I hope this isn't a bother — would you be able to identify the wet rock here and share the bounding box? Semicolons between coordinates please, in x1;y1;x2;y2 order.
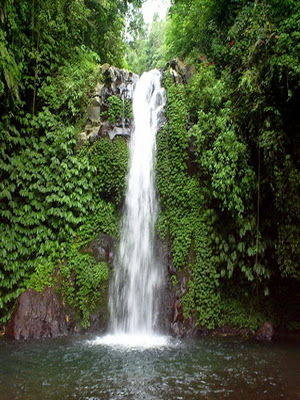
87;96;101;124
77;131;88;148
76;64;138;148
6;288;69;340
255;321;274;342
157;239;195;337
169;59;196;84
155;239;176;333
109;126;131;140
171;316;208;338
100;120;113;137
88;311;108;333
80;233;117;266
173;299;184;323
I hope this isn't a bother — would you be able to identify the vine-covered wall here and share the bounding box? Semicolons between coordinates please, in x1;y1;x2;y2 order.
154;0;299;334
0;0;141;330
0;65;130;328
157;64;299;333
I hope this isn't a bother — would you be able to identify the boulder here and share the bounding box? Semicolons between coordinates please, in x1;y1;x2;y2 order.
109;126;131;140
77;64;138;148
87;96;101;124
80;233;117;266
87;126;101;143
255;321;274;342
171;316;208;338
169;59;196;84
94;82;105;98
101;63;110;74
6;288;69;340
77;131;88;148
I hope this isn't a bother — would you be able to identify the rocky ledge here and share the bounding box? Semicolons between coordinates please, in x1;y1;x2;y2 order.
6;288;69;340
80;233;117;267
78;64;138;147
5;233;118;340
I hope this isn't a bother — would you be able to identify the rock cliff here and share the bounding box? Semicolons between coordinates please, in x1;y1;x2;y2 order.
78;64;138;147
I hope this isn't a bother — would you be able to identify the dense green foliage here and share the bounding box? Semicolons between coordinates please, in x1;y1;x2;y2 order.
58;244;109;328
0;0;299;333
157;76;220;328
102;95;133;124
19;135;127;325
0;0;133;325
156;0;300;329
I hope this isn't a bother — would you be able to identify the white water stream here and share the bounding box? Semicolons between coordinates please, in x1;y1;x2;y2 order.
100;69;166;346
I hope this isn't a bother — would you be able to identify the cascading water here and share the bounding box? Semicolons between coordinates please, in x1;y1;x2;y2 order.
108;69;166;341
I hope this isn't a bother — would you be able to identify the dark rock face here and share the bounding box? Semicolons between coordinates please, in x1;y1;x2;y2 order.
78;64;138;147
171;317;208;339
6;288;69;340
169;58;196;84
156;239;194;338
255;321;274;342
173;299;184;323
156;240;207;338
88;310;108;334
156;240;176;333
160;241;211;338
80;233;117;267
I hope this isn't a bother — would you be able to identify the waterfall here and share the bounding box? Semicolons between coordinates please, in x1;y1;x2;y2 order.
109;69;166;336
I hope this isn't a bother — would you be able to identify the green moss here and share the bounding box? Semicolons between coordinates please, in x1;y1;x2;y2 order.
158;69;279;330
162;0;300;331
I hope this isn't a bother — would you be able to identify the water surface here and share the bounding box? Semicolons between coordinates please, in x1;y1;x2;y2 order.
0;335;298;399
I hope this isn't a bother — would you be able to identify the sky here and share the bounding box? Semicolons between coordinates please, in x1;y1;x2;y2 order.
142;0;171;25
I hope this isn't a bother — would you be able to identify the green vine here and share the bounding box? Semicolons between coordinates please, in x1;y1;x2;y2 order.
157;73;220;329
58;243;109;328
103;95;133;124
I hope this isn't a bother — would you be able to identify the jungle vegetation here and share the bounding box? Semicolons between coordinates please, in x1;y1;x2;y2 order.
156;0;300;329
0;0;137;326
0;0;299;331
